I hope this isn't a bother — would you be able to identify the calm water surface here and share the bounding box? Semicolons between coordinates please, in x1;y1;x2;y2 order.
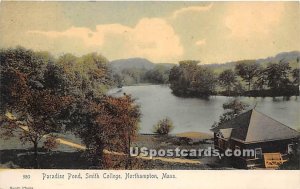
108;85;300;134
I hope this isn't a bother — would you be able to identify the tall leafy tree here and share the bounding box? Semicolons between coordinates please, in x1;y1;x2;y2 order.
212;99;249;128
0;54;73;168
169;60;199;94
291;68;299;86
1;47;141;170
56;52;113;98
253;69;268;90
218;69;236;95
68;95;140;169
169;60;216;97
264;62;292;90
235;61;261;91
192;66;217;96
144;65;170;84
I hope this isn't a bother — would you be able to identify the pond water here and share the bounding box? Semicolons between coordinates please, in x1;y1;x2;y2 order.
108;85;300;134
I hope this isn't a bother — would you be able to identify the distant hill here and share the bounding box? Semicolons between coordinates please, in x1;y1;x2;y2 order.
110;58;155;72
205;51;300;73
110;58;176;72
257;51;300;64
110;51;299;74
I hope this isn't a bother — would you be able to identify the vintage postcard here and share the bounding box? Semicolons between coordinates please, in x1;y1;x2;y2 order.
0;1;299;188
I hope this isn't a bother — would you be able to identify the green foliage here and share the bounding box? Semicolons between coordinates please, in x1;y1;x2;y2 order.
235;60;262;91
0;50;73;167
111;65;171;86
0;47;140;169
169;59;298;97
169;60;217;97
143;65;170;84
218;69;236;95
69;95;141;168
222;99;249;115
291;68;299;85
121;67;147;85
264;62;292;90
212;99;249;128
56;52;112;97
153;117;174;135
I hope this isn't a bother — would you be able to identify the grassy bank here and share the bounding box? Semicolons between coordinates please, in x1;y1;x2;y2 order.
0;132;235;169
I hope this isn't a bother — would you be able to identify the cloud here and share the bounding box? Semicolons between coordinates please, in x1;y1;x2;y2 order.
2;2;298;64
29;24;130;47
28;18;183;62
170;4;213;19
224;3;286;39
130;18;183;61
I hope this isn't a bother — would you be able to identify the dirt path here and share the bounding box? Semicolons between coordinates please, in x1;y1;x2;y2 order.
14;123;202;165
56;137;201;164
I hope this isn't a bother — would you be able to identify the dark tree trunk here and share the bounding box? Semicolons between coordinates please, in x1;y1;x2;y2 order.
33;141;39;168
227;86;231;96
98;150;104;169
91;139;104;169
125;136;132;170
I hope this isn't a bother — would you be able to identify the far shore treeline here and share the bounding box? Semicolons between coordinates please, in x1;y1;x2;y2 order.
111;54;299;98
169;60;299;97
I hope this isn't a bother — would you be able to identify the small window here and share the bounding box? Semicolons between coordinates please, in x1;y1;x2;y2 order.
255;148;263;159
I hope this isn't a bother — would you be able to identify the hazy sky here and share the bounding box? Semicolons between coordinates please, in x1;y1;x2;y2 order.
0;1;299;64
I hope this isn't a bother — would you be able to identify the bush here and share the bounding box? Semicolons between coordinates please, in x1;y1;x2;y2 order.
153;118;174;135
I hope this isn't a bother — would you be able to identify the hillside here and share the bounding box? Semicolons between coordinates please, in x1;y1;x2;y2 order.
257;51;300;64
110;51;299;74
205;51;300;73
110;58;176;72
109;51;299;76
110;58;155;72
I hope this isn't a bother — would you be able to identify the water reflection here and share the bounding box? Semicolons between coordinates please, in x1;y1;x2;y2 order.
108;85;300;133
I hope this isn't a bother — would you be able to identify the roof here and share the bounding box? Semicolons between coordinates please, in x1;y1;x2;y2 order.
211;109;300;143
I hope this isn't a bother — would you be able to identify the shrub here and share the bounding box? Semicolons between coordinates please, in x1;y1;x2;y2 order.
153;118;174;135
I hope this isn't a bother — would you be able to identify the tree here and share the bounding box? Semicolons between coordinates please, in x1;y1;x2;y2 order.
0;68;72;168
291;68;299;86
169;60;216;97
169;65;185;94
153;117;174;135
1;47;139;170
56;52;113;97
169;60;198;95
253;69;267;90
218;69;236;95
0;47;47;86
144;65;170;84
212;99;249;128
232;81;245;95
69;95;140;169
121;68;146;84
43;63;71;94
193;67;217;96
264;62;292;91
235;61;261;91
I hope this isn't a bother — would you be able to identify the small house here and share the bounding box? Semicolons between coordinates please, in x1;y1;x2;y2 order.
211;109;300;169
